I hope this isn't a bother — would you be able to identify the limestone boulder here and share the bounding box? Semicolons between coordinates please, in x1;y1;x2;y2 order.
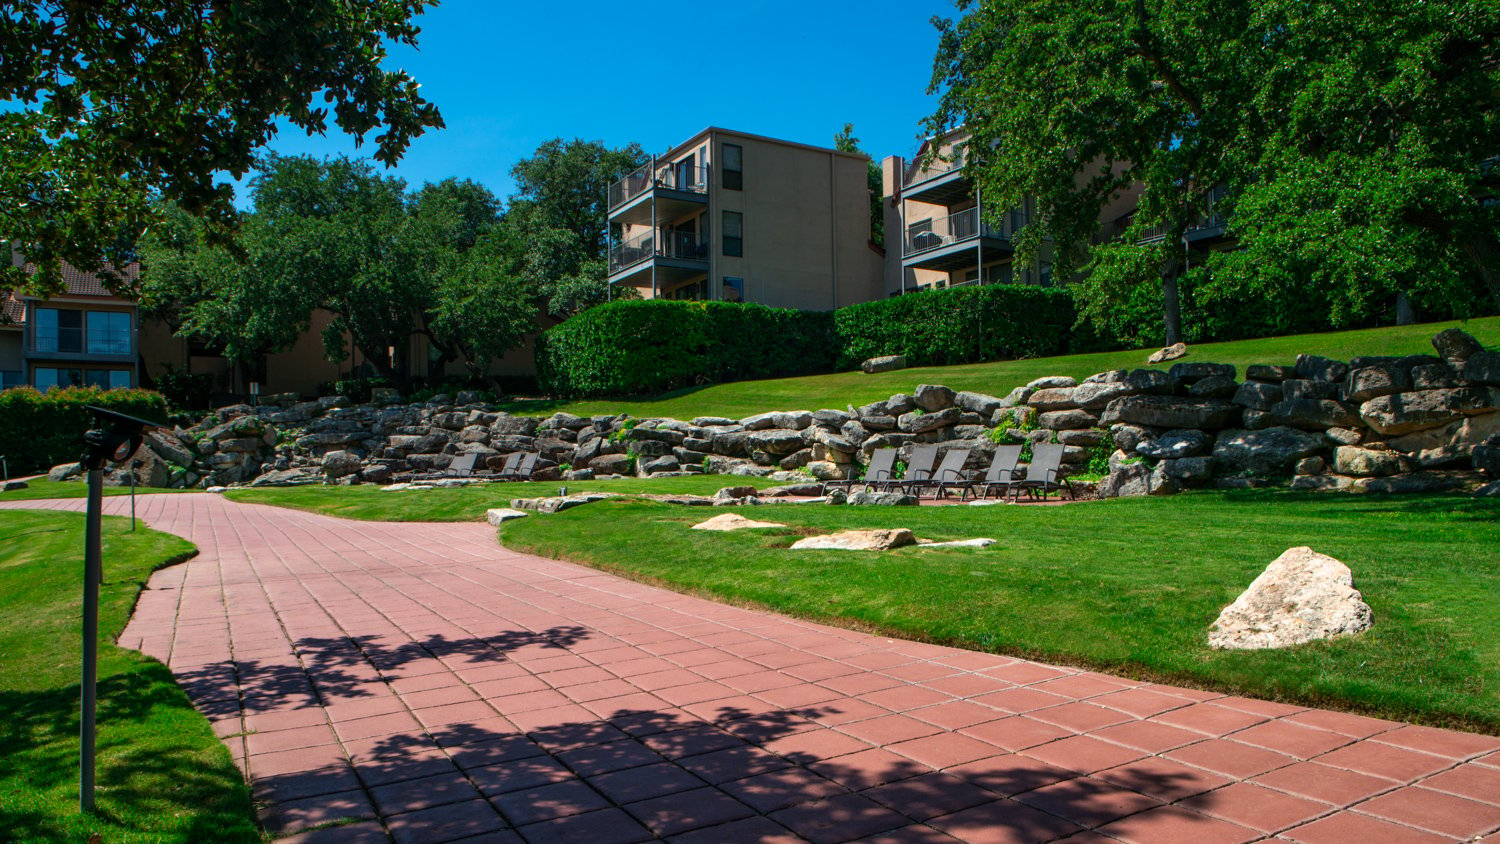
1432;327;1484;362
1208;547;1373;650
1039;409;1100;431
1169;362;1236;383
861;355;907;374
1232;381;1284;412
1474;435;1500;478
846;490;918;506
486;508;528;526
1411;364;1462;390
1343;364;1412;404
954;391;1008;417
1360;388;1500;435
1212;427;1326;475
1097;460;1152;498
1295;355;1349;383
913;384;957;412
1188;375;1240;400
1028;387;1080;411
742;411;813;431
746;428;808;455
1101;395;1242;430
1136;429;1213;460
1148;342;1187;364
790;529;916;551
898;408;960;434
321;450;363;479
1271;399;1362;431
692;513;787;531
1246;364;1296;383
589;454;632;475
1463;351;1500;387
1331;446;1407;478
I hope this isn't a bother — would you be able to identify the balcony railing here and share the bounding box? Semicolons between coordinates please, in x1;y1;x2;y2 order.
30;327;135;356
904;148;965;187
608;229;709;273
903;206;1017;257
608;162;711;209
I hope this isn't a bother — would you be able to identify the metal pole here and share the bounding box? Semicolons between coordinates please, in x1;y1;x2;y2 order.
130;461;137;531
80;465;103;813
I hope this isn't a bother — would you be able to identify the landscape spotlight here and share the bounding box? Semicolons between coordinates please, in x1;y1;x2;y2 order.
78;405;159;813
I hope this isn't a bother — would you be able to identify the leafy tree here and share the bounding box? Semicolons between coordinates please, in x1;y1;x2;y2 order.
506;138;648;316
926;0;1499;345
833;123;885;250
1;0;443;295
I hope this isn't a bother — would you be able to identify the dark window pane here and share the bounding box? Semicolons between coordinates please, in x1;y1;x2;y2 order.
722;211;743;257
723;144;742;191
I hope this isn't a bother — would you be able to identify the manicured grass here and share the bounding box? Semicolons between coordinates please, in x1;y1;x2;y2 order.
0;511;262;843
501;491;1500;733
225;473;784;522
0;480;200;502
495;316;1500;420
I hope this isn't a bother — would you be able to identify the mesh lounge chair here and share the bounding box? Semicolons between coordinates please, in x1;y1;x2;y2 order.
938;445;1022;501
502;452;540;482
413;451;478;482
882;445;938;494
486;452;522;479
823;448;896;495
1017;443;1075;500
910;447;972;499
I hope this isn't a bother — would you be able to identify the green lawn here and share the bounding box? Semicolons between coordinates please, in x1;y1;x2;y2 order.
225;473;784;522
0;511;262;843
500;491;1500;733
495;316;1500;420
0;480;200;502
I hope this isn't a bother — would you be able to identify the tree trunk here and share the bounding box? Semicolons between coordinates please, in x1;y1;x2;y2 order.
1161;265;1182;345
1395;291;1415;325
356;342;409;393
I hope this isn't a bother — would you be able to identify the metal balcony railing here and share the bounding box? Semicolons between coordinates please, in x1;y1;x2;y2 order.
608;162;711;209
609;230;655;273
609;229;708;273
902;206;1016;257
904;148;965;187
31;327;134;355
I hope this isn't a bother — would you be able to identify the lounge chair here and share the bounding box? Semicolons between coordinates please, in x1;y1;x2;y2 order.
1017;443;1075;500
413;451;478;482
910;447;972;499
882;444;938;494
823;448;896;495
938;445;1022;501
502;452;539;482
489;452;522;479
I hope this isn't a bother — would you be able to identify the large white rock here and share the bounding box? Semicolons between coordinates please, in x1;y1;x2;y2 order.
486;508;529;526
1209;547;1373;650
916;538;998;548
691;513;787;531
790;529;915;551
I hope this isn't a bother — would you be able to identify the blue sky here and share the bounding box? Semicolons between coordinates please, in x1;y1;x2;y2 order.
238;0;958;206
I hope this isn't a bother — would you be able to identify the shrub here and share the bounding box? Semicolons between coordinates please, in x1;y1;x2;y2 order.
318;376;391;404
537;300;837;397
0;387;171;475
153;366;215;412
833;284;1075;370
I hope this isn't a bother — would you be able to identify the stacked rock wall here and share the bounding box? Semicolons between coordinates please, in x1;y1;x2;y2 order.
82;328;1497;496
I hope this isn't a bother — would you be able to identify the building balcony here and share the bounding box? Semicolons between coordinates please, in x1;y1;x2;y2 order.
26;327;136;363
901;207;1018;272
903;150;971;206
608;229;710;289
608;162;710;226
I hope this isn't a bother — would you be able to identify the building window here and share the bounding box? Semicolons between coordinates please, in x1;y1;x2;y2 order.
723;211;743;257
35;367;83;391
35;308;83;353
87;311;131;354
722;277;744;303
722;143;742;191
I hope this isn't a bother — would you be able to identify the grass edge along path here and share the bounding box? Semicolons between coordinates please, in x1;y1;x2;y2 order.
496;315;1500;419
499;491;1500;736
0;510;263;843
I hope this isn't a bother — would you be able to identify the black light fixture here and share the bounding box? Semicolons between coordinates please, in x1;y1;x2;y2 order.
78;405;159;814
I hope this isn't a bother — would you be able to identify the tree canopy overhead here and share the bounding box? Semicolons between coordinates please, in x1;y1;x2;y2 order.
926;0;1499;345
1;0;444;294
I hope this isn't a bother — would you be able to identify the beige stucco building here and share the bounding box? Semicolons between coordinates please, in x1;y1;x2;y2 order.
1;261;141;392
882;129;1144;296
607;128;885;309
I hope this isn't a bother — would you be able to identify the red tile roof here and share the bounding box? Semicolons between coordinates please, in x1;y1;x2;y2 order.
1;259;139;326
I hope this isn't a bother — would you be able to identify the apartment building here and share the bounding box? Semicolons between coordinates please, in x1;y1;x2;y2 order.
881;129;1143;295
0;260;141;391
606;127;884;310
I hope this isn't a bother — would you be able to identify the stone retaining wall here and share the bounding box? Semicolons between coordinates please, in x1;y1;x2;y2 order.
75;328;1499;497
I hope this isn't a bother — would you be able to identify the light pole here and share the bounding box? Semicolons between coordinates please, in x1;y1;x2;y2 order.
78;406;158;814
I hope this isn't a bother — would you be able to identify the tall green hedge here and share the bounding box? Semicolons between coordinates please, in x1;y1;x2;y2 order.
536;286;1078;398
536;300;836;397
0;387;171;475
832;285;1076;370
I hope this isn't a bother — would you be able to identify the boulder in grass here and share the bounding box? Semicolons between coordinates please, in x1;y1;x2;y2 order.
1147;342;1187;364
861;355;907;374
1209;547;1373;650
790;529;915;551
691;513;787;531
1432;327;1484;362
486;508;528;526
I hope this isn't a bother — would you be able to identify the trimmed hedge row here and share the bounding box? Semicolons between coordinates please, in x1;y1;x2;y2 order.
833;285;1075;370
536;285;1077;398
0;387;171;475
536;300;836;397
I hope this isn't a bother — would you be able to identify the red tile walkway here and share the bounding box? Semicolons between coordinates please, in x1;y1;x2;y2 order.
7;494;1499;843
